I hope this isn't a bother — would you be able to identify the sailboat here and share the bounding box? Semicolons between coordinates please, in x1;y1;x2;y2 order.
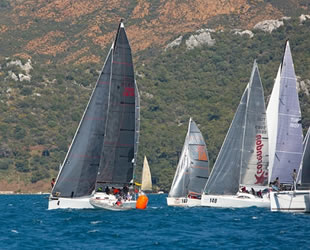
167;118;210;207
141;156;152;192
268;41;306;212
48;20;140;210
271;127;310;212
201;61;270;208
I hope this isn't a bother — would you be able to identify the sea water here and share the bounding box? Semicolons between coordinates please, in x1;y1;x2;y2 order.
0;194;309;249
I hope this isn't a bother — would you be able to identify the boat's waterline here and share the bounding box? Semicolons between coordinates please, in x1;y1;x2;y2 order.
201;193;270;208
48;196;94;210
166;197;201;207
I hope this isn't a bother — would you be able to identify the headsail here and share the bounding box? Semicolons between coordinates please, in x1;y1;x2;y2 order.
268;41;303;183
299;128;310;186
204;86;248;195
141;156;152;191
240;61;269;186
169;118;209;197
95;21;137;187
266;65;281;183
52;47;112;198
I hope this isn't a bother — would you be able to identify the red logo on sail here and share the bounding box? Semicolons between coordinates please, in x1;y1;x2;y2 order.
198;146;208;161
255;134;268;184
123;87;135;97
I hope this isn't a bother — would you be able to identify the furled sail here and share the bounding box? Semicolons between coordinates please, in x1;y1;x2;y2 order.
240;61;269;186
268;41;303;183
169;118;209;197
141;156;152;191
95;22;137;187
204;86;248;195
52;48;112;198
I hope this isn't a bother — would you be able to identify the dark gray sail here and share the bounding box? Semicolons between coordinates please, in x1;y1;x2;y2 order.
95;22;136;186
240;61;269;186
270;41;303;183
169;118;209;197
52;48;112;198
300;128;310;186
204;86;248;195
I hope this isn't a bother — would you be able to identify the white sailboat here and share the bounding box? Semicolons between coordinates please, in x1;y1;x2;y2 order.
141;156;152;192
167;118;210;207
269;41;306;212
49;20;140;210
201;61;270;208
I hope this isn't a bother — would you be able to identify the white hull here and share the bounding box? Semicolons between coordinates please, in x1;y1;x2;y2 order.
270;190;310;213
166;197;201;207
201;193;270;208
48;196;94;210
90;193;136;211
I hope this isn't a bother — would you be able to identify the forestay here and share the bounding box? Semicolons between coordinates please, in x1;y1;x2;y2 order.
269;41;303;183
169;118;209;197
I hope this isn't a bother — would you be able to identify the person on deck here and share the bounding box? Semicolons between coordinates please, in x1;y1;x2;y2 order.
51;178;55;188
271;177;280;191
291;169;297;190
105;186;110;195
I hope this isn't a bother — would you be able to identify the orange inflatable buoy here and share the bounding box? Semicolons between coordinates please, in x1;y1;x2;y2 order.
136;195;148;210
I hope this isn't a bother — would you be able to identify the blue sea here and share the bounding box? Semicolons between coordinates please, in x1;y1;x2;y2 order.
0;194;309;249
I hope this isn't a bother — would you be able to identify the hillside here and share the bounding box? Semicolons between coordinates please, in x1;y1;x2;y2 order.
0;0;310;192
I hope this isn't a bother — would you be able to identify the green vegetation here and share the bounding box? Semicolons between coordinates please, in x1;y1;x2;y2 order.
0;14;309;191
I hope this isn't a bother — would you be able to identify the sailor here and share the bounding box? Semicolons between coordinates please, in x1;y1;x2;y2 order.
271;177;280;191
291;169;297;190
105;186;110;195
51;178;55;188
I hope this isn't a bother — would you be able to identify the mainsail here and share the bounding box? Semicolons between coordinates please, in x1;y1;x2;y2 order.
95;21;138;187
52;48;112;198
168;118;209;197
240;61;269;186
141;156;152;191
268;41;303;184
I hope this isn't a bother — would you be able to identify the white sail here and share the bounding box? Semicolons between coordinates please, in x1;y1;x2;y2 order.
266;65;281;183
141;156;152;191
240;61;269;186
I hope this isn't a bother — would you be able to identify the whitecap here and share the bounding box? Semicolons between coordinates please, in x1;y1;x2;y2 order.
11;230;18;234
91;221;102;225
252;216;258;220
88;230;99;233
